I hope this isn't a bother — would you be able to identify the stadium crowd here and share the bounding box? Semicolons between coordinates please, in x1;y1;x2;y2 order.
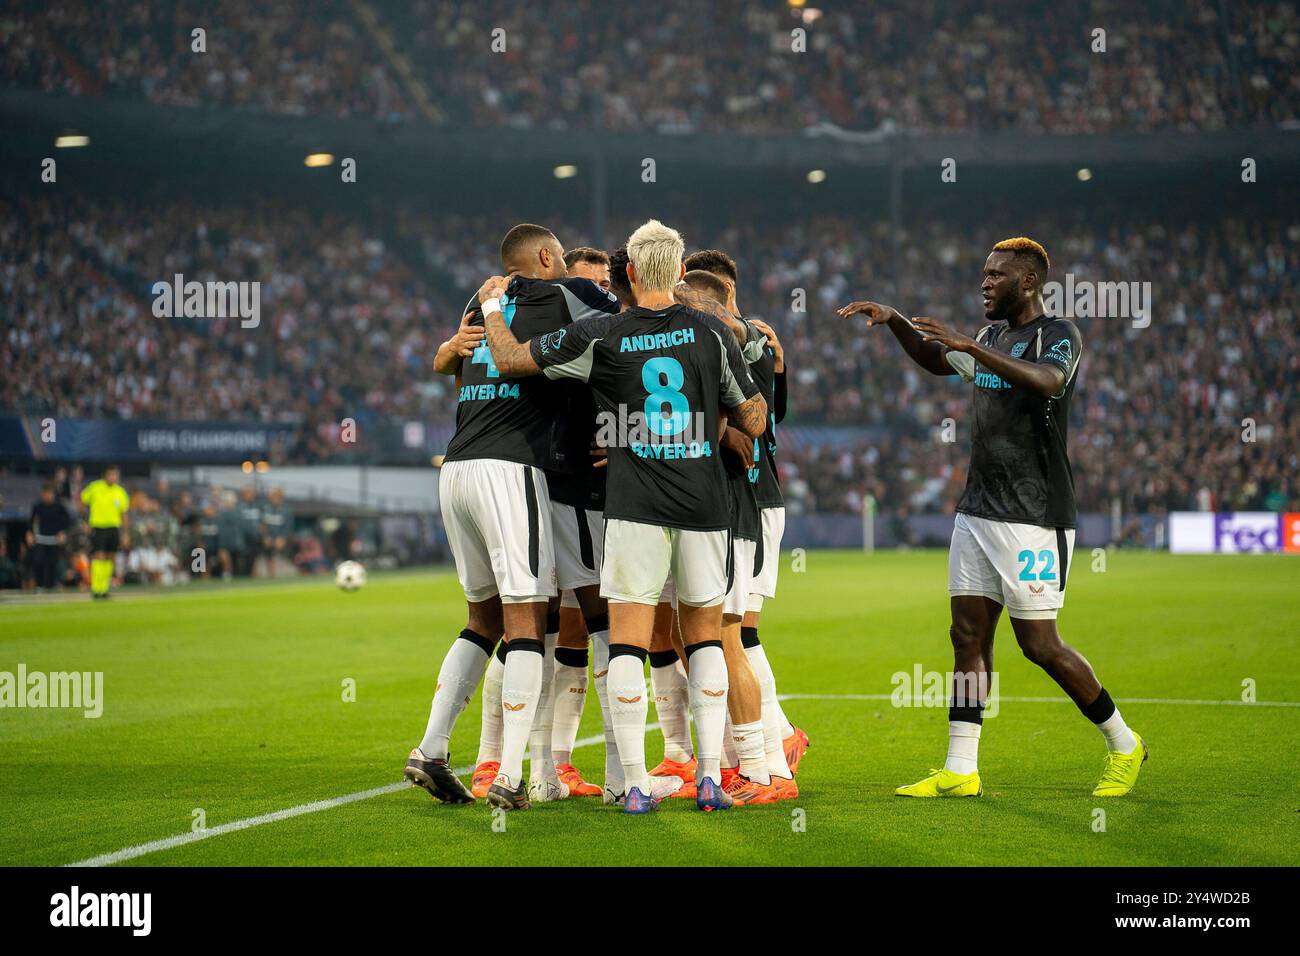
1;467;360;591
4;191;1295;520
3;0;1297;133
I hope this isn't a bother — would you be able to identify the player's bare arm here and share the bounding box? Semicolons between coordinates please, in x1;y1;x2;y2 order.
721;425;757;465
728;393;767;440
477;275;542;377
433;311;485;376
838;301;953;377
911;317;1065;398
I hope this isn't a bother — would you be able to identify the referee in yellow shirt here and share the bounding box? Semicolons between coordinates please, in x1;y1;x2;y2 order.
81;465;130;599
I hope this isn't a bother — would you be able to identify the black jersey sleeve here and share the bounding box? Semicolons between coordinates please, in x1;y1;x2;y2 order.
529;312;617;382
1037;319;1082;397
773;370;787;423
703;314;761;409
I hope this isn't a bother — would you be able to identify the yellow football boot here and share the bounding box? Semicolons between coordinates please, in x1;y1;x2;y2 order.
895;767;982;797
1092;733;1148;797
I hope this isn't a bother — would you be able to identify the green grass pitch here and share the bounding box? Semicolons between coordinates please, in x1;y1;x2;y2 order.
2;550;1296;866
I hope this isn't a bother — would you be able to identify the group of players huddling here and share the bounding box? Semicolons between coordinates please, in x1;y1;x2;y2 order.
403;222;1148;814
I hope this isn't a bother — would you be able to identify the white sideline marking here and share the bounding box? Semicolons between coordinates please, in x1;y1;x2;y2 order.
65;728;622;868
779;693;1300;708
66;689;1300;867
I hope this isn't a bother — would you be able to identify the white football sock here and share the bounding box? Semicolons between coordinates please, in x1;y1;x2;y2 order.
722;713;739;767
419;634;491;760
497;642;544;788
651;658;693;763
744;642;795;739
944;720;982;775
732;719;770;785
607;652;650;796
686;644;728;785
1096;706;1138;753
551;649;588;766
475;649;505;765
591;627;622;792
528;631;559;784
746;645;792;779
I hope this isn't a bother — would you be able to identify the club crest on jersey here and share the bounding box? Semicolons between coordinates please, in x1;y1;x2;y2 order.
1010;342;1029;359
538;328;567;354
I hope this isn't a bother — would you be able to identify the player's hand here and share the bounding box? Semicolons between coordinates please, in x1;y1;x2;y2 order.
590;442;608;469
912;317;977;352
837;301;902;326
721;426;756;466
748;318;784;370
477;275;509;305
448;311;485;357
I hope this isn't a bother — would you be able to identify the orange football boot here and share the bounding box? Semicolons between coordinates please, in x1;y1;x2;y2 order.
651;756;697;798
471;760;500;798
771;774;800;801
556;763;602;797
720;765;741;790
783;726;810;774
723;773;779;806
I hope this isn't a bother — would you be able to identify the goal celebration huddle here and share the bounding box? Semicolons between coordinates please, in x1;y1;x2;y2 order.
403;220;1148;815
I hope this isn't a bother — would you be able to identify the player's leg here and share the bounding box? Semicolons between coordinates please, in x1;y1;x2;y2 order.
598;519;679;813
739;615;795;793
673;527;736;811
898;513;1001;797
524;600;565;802
993;519;1146;795
406;458;509;804
550;504;607;798
485;464;558;810
744;505;807;768
720;535;778;804
471;639;507;797
649;589;696;791
406;596;502;804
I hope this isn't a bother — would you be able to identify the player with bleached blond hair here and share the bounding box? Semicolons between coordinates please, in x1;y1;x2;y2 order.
477;218;768;813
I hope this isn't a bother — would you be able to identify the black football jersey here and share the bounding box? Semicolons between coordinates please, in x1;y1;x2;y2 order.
529;304;760;532
748;339;783;509
445;276;618;469
954;315;1083;528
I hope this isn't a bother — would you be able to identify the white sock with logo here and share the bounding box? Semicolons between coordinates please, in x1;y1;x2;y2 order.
651;656;693;763
607;651;650;796
944;720;981;776
550;648;588;766
497;642;544;788
591;628;622;793
686;644;729;785
746;651;792;779
419;634;491;760
732;719;770;785
527;631;559;784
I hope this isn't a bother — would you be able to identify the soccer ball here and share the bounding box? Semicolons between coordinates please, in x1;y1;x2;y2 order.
335;560;366;591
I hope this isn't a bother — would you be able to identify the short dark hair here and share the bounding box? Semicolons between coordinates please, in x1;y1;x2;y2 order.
608;245;633;305
683;248;738;284
563;246;609;269
681;269;730;306
500;223;557;269
991;237;1050;289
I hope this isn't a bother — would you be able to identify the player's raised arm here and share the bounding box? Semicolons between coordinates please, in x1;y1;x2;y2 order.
478;275;544;376
715;320;767;438
838;300;955;377
911;317;1067;399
